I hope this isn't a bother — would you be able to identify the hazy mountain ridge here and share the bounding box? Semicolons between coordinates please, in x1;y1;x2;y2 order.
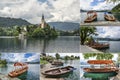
0;17;31;27
48;22;80;31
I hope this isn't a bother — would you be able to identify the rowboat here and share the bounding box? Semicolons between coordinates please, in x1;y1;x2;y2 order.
42;66;75;77
8;62;28;77
104;12;116;21
90;43;109;49
51;61;63;66
84;11;97;23
84;60;119;73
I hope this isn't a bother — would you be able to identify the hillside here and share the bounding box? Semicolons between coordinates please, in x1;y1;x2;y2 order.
112;3;120;13
0;17;31;27
48;22;80;31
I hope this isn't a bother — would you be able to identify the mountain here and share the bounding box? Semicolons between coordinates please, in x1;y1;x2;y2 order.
48;22;80;31
0;17;31;27
94;37;120;41
112;3;120;13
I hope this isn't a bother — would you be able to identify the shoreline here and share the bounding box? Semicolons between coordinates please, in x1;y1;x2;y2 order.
80;45;103;53
0;73;20;80
80;21;120;26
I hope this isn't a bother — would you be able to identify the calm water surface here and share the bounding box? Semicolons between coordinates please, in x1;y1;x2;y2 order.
98;40;120;53
63;60;80;80
0;36;80;53
0;64;40;80
80;62;117;80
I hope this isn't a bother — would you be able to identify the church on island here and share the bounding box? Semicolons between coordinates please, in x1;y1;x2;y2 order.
40;14;47;28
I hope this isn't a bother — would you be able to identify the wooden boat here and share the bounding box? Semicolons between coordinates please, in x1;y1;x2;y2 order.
90;43;109;49
84;60;119;73
42;66;75;77
104;12;116;21
51;61;63;66
8;62;28;77
84;11;97;23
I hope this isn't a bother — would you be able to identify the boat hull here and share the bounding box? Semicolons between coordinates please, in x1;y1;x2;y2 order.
84;68;119;73
8;67;28;77
42;66;75;77
104;14;116;21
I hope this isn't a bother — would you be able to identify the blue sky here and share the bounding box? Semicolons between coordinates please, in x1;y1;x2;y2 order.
80;0;119;10
0;0;80;24
1;53;40;62
91;0;105;6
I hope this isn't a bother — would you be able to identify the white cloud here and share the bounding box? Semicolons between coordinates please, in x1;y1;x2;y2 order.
96;27;120;38
1;53;40;62
0;0;80;24
80;0;120;10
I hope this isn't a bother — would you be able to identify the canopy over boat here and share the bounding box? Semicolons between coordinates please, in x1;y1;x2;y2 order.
87;60;113;64
8;62;28;77
14;62;27;66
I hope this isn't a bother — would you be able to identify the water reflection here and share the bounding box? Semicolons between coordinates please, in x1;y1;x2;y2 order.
0;36;80;53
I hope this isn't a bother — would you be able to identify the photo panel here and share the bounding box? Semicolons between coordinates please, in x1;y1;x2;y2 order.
0;0;80;53
80;26;120;53
40;53;80;80
0;53;40;80
80;0;120;26
80;53;120;80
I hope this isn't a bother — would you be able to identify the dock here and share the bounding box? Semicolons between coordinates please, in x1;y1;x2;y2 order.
80;21;120;26
80;45;103;53
0;73;20;80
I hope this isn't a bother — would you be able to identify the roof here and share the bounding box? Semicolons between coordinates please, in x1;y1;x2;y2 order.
14;62;27;66
87;60;113;64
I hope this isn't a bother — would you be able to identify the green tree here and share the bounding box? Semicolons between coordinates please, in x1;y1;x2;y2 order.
64;55;70;60
84;53;113;60
80;26;97;45
32;28;45;38
16;26;21;34
55;53;60;60
106;0;119;3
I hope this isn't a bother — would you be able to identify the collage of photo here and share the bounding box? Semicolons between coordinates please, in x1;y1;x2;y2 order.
0;0;120;80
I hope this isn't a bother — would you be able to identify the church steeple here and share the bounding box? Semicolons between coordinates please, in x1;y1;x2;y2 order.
41;14;46;28
42;14;44;21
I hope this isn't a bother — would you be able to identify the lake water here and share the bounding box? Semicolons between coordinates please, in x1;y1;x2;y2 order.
63;60;80;80
41;60;80;80
80;62;118;80
98;40;120;53
0;36;80;53
0;64;40;80
80;12;120;23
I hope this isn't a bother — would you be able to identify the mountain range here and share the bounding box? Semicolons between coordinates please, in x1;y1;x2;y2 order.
0;17;80;31
0;17;31;27
48;22;80;31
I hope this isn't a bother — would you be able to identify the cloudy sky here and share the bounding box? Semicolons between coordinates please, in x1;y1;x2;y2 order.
80;0;120;10
96;26;120;38
1;53;40;62
0;0;80;24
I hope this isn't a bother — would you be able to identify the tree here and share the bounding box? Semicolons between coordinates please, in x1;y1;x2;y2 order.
80;26;97;45
83;53;113;60
16;26;21;34
106;0;119;3
32;28;45;38
55;53;60;60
